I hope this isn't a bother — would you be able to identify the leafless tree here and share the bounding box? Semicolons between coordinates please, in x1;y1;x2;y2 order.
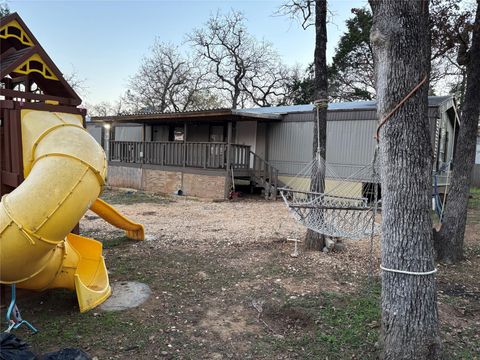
125;41;213;113
63;66;87;98
188;10;292;109
245;63;293;107
0;2;10;18
85;99;126;117
277;0;315;29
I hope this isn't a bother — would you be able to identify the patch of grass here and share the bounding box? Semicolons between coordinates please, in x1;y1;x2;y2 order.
79;229;130;248
468;187;480;209
100;188;170;205
16;290;168;357
102;235;131;249
257;282;381;359
442;325;480;360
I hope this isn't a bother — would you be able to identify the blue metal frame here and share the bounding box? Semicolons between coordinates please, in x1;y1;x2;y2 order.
4;284;38;333
433;174;444;222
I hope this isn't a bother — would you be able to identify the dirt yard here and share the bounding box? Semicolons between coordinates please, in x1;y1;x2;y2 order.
13;188;480;359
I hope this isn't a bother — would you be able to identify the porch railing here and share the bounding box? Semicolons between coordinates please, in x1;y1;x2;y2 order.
109;141;251;170
250;151;279;197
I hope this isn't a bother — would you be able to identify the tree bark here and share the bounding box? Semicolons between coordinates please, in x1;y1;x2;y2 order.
305;0;328;251
369;1;441;358
434;1;480;264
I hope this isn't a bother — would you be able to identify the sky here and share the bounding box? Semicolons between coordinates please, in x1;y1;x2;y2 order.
7;0;366;105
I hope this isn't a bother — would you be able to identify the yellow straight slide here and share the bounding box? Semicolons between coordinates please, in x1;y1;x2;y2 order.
90;198;144;240
0;109;143;313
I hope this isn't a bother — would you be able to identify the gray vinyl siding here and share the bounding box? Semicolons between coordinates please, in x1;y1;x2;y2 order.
267;106;448;181
326;120;378;179
472;164;480;187
267;118;377;179
255;122;267;159
476;136;480;164
86;123;103;146
267;121;314;175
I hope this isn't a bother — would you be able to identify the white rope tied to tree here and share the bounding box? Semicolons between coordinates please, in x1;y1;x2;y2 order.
314;98;328;109
380;265;438;276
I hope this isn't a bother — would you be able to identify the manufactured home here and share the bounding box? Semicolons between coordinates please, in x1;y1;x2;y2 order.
89;96;458;200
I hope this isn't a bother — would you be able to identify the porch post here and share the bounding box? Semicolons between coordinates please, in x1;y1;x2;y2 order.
225;121;233;198
226;121;232;170
183;122;187;168
104;122;111;162
141;122;146;164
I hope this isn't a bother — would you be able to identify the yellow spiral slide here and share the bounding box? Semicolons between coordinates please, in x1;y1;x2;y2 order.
0;109;144;312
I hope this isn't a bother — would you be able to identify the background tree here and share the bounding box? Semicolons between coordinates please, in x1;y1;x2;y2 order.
286;64;314;105
63;66;88;98
245;63;293;107
429;0;475;105
0;1;9;17
312;2;475;103
369;1;441;357
86;99;126;117
434;0;480;263
125;41;212;113
189;10;291;109
328;8;375;101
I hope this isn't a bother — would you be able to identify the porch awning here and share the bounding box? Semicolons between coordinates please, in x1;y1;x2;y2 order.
91;108;282;124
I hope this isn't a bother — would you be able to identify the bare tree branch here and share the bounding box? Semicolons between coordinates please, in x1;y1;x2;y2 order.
188;10;293;108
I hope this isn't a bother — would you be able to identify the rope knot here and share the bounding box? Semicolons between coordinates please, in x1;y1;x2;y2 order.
314;98;328;109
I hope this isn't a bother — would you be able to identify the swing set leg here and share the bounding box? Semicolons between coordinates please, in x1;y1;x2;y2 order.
4;284;38;334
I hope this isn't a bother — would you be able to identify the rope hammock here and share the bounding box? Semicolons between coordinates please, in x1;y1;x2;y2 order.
279;151;381;240
279;98;381;241
279;75;435;240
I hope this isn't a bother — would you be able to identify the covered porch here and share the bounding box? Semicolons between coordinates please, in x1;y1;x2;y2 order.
109;140;251;173
90;108;282;199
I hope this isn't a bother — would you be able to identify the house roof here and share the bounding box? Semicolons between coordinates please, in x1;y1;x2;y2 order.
91;108;283;123
93;96;454;124
235;96;453;116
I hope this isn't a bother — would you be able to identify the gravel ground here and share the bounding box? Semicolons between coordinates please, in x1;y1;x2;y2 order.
24;189;476;359
80;192;384;282
82;198;308;247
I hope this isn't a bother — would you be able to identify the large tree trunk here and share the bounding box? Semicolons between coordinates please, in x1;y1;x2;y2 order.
305;0;328;251
434;1;480;264
369;1;441;358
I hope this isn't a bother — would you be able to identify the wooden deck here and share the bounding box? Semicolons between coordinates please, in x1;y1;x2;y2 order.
108;140;281;199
